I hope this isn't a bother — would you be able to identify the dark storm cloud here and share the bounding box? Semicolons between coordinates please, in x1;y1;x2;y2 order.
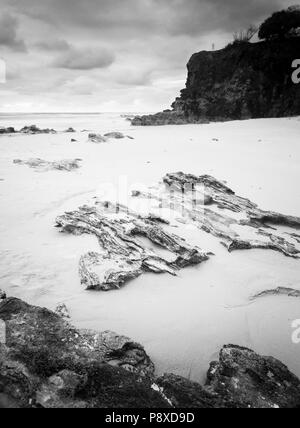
4;0;289;36
0;12;26;51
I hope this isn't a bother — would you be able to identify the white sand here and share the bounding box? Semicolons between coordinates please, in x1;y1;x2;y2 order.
0;113;300;382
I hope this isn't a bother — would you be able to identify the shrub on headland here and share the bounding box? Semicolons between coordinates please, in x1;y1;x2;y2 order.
258;6;300;40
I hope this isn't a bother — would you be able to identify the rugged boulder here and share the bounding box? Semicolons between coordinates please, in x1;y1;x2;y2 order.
0;297;166;408
157;345;300;409
205;345;300;408
132;38;300;124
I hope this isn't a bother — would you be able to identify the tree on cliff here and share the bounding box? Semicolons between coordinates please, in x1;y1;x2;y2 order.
258;6;300;40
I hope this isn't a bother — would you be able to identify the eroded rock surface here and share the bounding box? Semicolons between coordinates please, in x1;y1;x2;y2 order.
56;203;208;290
133;172;300;258
14;158;82;172
0;297;165;408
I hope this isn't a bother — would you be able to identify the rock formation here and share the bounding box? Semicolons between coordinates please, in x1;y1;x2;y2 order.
132;172;300;258
88;132;133;143
131;38;300;125
0;127;15;134
20;125;57;134
251;287;300;300
55;203;209;291
13;158;82;172
0;297;166;408
1;297;300;408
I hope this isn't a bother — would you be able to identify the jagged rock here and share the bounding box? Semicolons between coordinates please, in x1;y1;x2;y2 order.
71;138;77;142
65;127;76;133
156;374;223;408
206;345;300;408
133;172;300;258
13;158;82;172
0;290;6;300
55;203;208;291
88;133;108;143
250;287;300;300
0;297;167;408
158;345;300;408
20;125;57;134
0;127;15;134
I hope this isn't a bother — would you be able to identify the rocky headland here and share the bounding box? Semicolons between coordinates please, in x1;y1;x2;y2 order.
131;38;300;125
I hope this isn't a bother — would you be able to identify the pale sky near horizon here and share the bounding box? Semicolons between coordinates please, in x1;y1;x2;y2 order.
0;0;294;113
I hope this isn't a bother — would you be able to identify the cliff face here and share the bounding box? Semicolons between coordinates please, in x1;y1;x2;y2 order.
172;39;300;121
131;38;300;125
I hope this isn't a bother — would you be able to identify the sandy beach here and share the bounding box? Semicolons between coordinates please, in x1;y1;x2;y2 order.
0;113;300;382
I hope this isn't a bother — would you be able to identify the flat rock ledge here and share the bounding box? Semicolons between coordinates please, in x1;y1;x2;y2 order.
14;158;82;172
0;297;300;408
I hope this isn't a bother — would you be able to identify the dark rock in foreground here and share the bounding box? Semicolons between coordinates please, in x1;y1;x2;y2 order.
158;345;300;408
131;38;300;125
0;297;163;408
205;345;300;408
0;297;299;408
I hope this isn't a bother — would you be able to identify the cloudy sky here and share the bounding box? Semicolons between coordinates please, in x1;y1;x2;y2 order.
0;0;293;112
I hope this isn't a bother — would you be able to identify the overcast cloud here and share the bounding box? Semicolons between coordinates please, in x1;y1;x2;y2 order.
0;0;293;112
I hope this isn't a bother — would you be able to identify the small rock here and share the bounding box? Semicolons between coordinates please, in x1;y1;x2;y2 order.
0;289;6;300
88;133;107;143
104;132;125;139
55;303;70;319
